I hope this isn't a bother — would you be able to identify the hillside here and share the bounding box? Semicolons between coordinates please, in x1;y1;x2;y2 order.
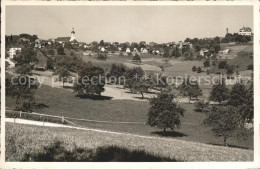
6;123;253;162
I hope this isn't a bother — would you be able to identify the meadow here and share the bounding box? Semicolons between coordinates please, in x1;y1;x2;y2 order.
6;83;253;149
6;123;253;162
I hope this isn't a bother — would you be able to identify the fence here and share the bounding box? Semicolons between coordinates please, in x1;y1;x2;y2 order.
5;109;76;126
5;108;146;126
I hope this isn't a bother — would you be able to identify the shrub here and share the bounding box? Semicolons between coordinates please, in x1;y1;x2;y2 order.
192;66;197;72
218;61;227;69
97;53;107;61
197;66;202;73
247;64;253;70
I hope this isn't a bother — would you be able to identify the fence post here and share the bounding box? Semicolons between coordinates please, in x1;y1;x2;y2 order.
19;111;22;118
61;116;64;124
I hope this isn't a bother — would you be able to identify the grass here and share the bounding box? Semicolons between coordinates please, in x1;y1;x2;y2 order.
6;123;253;161
22;140;176;162
6;84;253;149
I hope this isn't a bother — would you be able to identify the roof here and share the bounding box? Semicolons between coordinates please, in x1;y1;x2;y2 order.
56;37;70;42
239;27;252;32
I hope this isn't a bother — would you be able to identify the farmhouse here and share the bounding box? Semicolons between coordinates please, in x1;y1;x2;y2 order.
7;47;21;59
126;48;131;53
141;48;148;54
199;48;209;56
238;27;252;36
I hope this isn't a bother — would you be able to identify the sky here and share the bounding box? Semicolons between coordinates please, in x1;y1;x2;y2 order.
6;5;253;43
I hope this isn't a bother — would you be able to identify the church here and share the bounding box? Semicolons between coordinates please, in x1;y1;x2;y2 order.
55;28;77;44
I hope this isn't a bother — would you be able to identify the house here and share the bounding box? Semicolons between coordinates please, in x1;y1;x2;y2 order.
182;42;193;49
5;58;15;68
8;48;21;59
199;48;209;56
238;27;252;36
19;37;30;43
126;48;131;53
219;49;230;54
141;48;148;54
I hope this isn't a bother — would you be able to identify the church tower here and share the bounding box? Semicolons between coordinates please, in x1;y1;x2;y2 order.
226;28;229;34
70;28;76;41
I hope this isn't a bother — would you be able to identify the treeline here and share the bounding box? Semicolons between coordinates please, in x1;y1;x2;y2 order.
221;33;252;43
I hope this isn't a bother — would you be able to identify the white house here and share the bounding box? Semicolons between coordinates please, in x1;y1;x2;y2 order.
199;48;209;56
238;27;252;36
126;48;131;53
141;48;148;54
8;48;21;59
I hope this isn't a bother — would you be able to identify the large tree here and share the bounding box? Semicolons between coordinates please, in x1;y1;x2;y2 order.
131;77;150;99
178;78;202;103
55;67;70;87
203;105;249;146
73;62;105;97
147;91;184;133
210;78;229;104
10;47;38;111
228;83;247;106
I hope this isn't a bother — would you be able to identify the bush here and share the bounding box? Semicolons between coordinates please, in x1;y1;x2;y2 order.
132;53;141;63
97;53;107;61
247;64;253;70
194;101;209;112
192;66;197;72
218;61;227;69
197;66;202;73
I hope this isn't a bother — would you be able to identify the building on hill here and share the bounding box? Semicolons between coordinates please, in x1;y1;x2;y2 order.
238;27;252;36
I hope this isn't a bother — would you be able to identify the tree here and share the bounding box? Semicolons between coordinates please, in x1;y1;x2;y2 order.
197;66;202;73
55;67;70;87
226;67;234;76
203;105;248;146
47;49;55;56
210;78;229;104
13;47;38;74
131;77;150;99
238;76;253;123
203;60;210;67
228;83;247;106
108;64;127;84
147;91;184;133
57;46;65;55
192;66;197;72
132;53;141;63
97;53;107;61
73;63;105;97
218;61;227;69
6;76;36;112
178;78;202;103
247;64;253;70
11;47;38;112
194;101;209;112
47;57;54;70
124;67;144;89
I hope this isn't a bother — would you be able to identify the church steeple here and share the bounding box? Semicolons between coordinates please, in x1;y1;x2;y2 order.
70;28;76;41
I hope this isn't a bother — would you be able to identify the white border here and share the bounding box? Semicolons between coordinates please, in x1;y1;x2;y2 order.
1;1;260;169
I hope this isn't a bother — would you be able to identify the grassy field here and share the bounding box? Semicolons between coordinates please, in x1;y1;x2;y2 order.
6;123;253;162
6;84;253;149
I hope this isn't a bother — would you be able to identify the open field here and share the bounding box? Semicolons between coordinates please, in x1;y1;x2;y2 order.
6;84;253;149
6;123;253;162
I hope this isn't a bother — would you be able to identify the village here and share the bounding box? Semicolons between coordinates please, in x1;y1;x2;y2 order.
3;3;255;162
